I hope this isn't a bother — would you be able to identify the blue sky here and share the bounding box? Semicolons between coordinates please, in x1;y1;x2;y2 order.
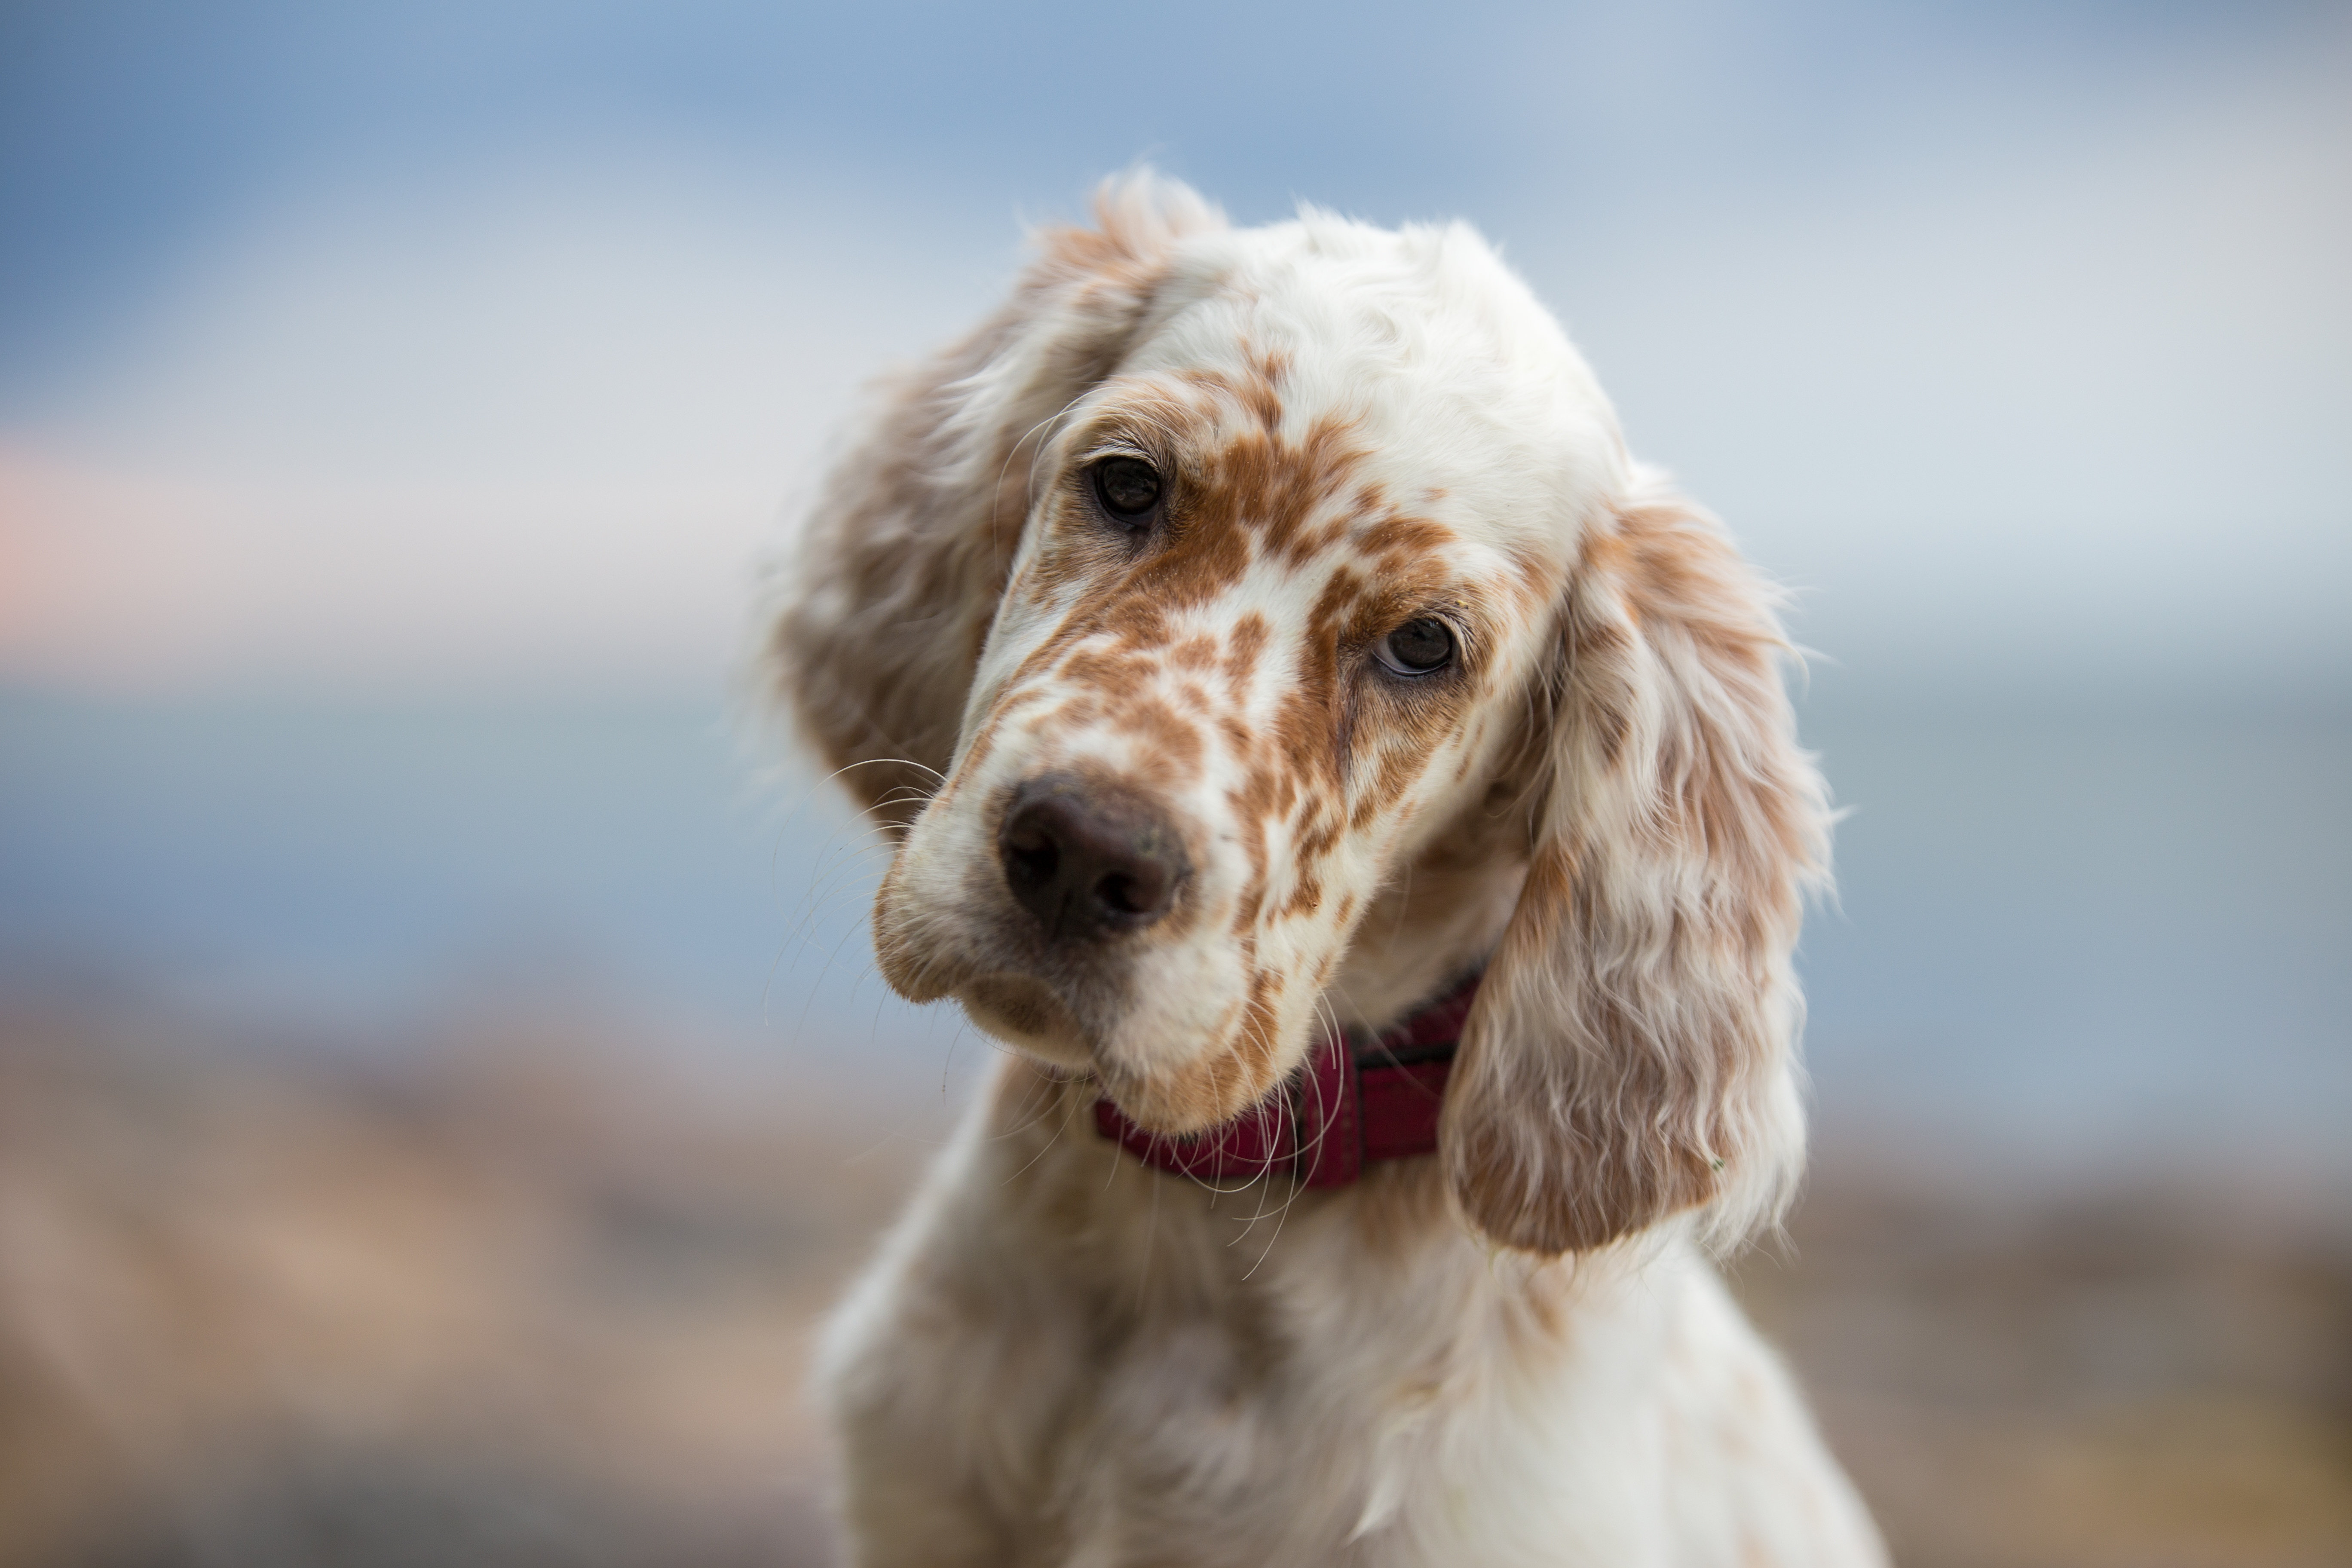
3;4;2347;1171
2;1;2346;697
3;1;2323;375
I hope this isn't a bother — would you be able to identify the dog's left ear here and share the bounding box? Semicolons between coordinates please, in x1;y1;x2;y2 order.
1441;470;1831;1256
761;173;1222;827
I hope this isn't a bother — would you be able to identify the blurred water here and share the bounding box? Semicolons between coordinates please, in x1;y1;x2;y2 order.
1795;693;2352;1185
0;690;949;1066
3;686;2346;1182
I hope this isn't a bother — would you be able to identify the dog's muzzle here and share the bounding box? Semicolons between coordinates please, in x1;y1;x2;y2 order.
998;772;1188;942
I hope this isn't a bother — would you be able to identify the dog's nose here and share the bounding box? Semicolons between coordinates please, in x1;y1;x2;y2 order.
999;774;1186;940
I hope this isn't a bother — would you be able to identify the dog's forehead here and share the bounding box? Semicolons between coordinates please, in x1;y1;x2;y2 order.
1117;218;1624;570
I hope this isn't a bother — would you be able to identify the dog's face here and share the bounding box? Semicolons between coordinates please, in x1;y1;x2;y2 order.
773;178;1829;1255
870;227;1620;1133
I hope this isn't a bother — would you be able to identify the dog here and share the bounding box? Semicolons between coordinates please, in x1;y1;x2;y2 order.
765;173;1885;1567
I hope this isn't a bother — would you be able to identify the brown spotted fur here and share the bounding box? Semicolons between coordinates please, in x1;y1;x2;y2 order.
768;171;1877;1568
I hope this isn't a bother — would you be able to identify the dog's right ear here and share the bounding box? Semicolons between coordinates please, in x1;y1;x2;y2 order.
762;173;1223;828
1440;474;1831;1258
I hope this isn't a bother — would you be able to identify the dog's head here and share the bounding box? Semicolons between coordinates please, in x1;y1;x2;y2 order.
767;175;1830;1256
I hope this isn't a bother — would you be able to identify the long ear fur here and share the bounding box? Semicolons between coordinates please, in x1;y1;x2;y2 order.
762;173;1223;825
1442;469;1831;1256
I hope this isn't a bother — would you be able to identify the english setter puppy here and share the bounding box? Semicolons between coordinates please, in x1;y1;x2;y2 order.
766;174;1885;1567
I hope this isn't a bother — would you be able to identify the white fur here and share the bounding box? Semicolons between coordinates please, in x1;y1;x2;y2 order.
767;174;1885;1566
812;1069;1882;1566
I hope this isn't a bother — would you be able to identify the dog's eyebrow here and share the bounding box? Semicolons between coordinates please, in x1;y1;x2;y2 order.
1061;389;1204;456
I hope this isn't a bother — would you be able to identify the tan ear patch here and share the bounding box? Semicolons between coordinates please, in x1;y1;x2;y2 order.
765;179;1222;830
1442;480;1826;1257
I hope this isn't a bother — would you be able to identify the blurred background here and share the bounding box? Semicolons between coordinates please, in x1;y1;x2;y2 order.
2;2;2348;1563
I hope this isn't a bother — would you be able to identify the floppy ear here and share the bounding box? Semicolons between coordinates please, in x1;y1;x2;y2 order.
1441;469;1832;1256
762;173;1223;827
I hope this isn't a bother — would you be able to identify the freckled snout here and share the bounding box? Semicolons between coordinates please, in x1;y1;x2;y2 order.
999;773;1188;941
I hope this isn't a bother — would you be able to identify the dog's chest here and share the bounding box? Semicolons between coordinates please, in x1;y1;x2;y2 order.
821;1077;1878;1567
940;1149;1675;1562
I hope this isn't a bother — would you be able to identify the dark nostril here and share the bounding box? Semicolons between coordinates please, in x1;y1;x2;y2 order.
998;774;1187;941
1002;823;1060;888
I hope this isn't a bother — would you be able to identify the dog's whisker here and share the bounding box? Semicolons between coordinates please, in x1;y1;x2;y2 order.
824;755;949;788
993;1060;1089;1142
998;1077;1086;1188
764;854;900;993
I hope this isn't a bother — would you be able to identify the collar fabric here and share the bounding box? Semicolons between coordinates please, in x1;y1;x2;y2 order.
1092;970;1483;1188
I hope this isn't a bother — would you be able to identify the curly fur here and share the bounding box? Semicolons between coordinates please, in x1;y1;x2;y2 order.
763;172;1882;1567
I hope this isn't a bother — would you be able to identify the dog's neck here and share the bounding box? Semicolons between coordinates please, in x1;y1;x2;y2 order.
1325;811;1530;1035
1093;967;1484;1187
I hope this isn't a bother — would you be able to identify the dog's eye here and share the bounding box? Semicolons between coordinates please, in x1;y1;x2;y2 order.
1376;618;1456;677
1090;457;1162;524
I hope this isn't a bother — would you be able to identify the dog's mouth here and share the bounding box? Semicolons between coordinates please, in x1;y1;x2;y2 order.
899;915;1289;1133
889;884;1331;1140
876;760;1317;1132
959;971;1093;1068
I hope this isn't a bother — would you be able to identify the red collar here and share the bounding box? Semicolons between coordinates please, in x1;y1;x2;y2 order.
1093;970;1482;1188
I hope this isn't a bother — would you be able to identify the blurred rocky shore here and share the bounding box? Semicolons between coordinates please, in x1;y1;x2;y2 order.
2;998;2346;1568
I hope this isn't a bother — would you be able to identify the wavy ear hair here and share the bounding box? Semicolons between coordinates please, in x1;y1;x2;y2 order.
1442;471;1832;1256
763;174;1224;826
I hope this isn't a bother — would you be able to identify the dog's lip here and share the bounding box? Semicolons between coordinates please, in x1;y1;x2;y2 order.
948;947;1298;1136
959;970;1095;1068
